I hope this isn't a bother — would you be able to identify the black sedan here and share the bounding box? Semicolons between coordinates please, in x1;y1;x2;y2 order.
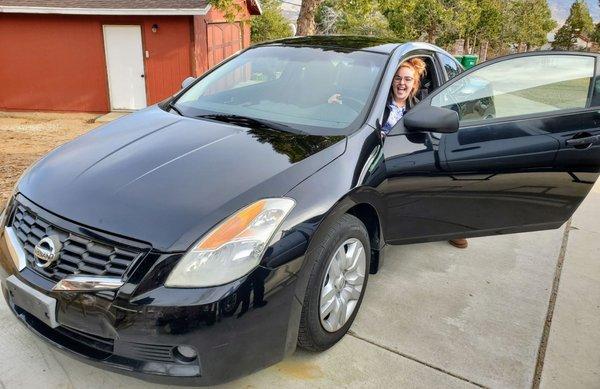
1;36;599;385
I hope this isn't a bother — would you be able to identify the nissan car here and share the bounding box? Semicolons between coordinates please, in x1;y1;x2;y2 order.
1;36;599;385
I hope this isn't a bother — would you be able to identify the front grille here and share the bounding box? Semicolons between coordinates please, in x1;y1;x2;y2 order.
10;203;142;282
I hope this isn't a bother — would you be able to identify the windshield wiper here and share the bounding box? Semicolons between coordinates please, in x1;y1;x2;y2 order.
196;114;308;135
168;101;184;116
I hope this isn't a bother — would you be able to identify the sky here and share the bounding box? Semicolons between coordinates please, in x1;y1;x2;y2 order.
548;0;599;23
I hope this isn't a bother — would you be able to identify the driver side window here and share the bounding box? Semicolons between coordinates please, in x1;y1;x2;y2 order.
431;55;595;123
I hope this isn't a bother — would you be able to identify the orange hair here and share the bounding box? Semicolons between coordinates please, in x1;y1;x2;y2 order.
398;58;427;99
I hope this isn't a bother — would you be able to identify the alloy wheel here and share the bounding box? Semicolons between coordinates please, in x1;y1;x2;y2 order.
319;238;366;332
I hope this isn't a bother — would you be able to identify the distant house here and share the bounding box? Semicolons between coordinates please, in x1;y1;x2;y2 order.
574;34;595;50
543;30;597;51
0;0;261;112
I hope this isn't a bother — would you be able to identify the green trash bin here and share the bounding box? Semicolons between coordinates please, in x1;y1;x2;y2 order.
462;54;478;69
454;55;464;65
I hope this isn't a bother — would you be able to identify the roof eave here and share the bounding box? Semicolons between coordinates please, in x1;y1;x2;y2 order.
0;4;212;15
247;0;262;16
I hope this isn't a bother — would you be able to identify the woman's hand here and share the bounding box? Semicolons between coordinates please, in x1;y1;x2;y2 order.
327;93;342;104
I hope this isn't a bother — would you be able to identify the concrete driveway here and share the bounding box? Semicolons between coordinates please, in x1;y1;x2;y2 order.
0;172;598;387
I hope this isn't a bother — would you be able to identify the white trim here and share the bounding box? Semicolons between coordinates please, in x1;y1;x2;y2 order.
252;0;263;14
0;4;211;15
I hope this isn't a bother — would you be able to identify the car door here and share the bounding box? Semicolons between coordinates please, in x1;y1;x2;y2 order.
381;52;600;244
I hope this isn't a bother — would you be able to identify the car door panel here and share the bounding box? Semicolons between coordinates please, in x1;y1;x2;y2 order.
381;52;600;244
442;128;559;171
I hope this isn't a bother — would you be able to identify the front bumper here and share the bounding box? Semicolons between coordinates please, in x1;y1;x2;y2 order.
0;200;305;386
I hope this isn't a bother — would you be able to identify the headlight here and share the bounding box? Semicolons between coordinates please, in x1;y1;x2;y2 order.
165;198;295;288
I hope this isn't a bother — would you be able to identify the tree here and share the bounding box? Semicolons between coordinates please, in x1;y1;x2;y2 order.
379;0;419;40
552;0;594;50
380;0;453;42
592;22;600;45
593;0;600;46
472;0;503;59
567;0;594;34
412;0;452;42
315;0;394;36
438;0;480;50
512;0;556;50
251;0;292;43
296;0;325;35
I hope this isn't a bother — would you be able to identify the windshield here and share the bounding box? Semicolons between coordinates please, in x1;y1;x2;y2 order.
174;46;388;135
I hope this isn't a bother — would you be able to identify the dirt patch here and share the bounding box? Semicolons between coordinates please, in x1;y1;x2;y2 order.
0;112;102;206
275;360;323;380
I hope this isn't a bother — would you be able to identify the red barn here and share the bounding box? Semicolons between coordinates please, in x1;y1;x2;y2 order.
0;0;261;112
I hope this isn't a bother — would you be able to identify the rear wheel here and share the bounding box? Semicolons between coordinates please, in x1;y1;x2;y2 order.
298;214;370;351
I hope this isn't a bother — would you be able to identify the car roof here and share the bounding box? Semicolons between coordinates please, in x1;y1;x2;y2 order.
258;36;453;56
259;35;403;54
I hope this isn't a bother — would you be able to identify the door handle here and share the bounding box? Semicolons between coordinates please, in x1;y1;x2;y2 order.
566;135;600;147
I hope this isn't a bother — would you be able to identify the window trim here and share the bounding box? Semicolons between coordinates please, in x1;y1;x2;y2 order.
436;52;463;81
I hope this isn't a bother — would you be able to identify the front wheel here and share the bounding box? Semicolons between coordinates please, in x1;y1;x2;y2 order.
298;214;370;351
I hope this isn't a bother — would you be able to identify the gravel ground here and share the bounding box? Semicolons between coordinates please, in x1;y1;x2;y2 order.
0;112;101;206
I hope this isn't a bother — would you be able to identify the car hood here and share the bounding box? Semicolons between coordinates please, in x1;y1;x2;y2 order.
18;107;345;252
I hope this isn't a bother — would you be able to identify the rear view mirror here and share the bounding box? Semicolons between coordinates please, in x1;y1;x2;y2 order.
181;76;196;90
403;105;459;134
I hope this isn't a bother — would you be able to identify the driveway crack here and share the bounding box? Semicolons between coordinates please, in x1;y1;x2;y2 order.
531;219;571;388
347;331;488;388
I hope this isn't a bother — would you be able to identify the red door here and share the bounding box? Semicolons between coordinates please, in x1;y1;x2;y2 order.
207;22;243;68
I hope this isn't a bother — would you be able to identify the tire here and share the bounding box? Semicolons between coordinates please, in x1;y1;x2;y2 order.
298;213;370;351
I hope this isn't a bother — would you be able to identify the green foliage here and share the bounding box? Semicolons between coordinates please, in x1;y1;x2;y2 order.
553;24;577;49
381;0;457;42
566;0;594;33
439;0;480;43
212;0;558;58
474;0;503;41
379;0;554;48
509;0;556;48
379;0;419;40
553;0;594;49
316;0;394;36
592;22;600;44
251;0;292;43
412;0;452;42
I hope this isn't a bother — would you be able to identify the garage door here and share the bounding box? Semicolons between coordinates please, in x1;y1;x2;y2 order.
207;22;243;68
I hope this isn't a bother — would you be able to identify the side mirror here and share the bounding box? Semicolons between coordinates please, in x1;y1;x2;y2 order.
403;105;459;134
181;76;196;90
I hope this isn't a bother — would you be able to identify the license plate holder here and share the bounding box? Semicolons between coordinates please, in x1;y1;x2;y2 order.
6;275;58;328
